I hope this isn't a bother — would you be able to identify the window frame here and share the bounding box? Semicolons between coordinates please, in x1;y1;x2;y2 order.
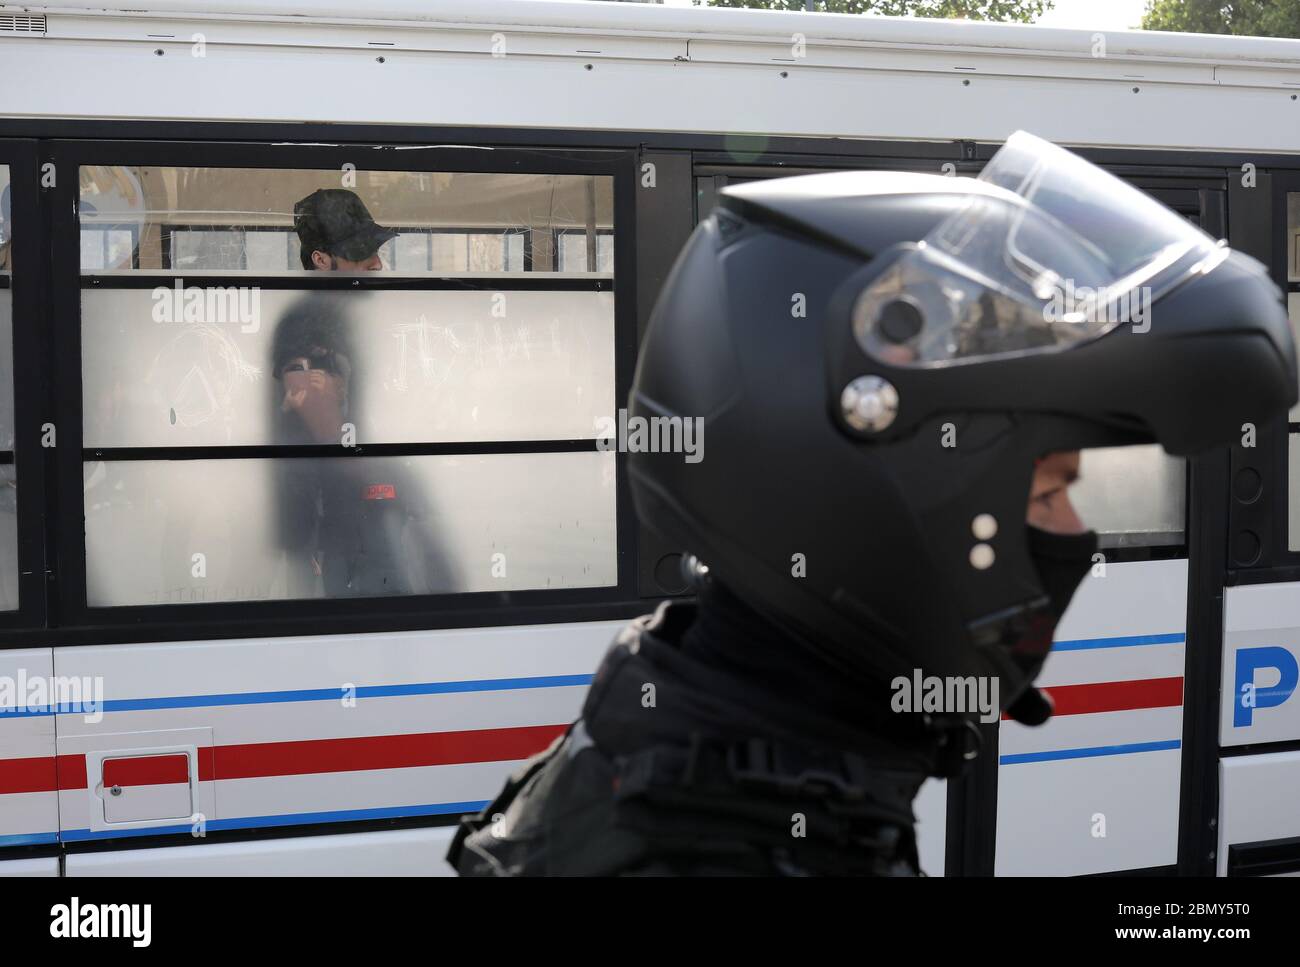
1269;174;1300;571
1218;171;1300;583
46;138;640;639
0;140;49;634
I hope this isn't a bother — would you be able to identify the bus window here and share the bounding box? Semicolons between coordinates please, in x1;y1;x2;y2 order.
1068;445;1186;549
1290;292;1300;424
1289;192;1300;284
83;452;616;606
1289;194;1300;549
0;165;15;610
79;227;138;270
557;229;614;272
81;288;615;448
1290;435;1300;552
168;226;297;272
77;167;612;274
77;163;617;607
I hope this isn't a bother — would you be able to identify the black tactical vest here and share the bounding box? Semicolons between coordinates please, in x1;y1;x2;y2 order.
448;597;977;876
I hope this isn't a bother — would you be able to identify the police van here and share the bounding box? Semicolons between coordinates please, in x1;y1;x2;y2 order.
0;0;1297;876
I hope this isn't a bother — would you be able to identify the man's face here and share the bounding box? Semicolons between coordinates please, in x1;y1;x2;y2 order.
310;249;383;272
279;351;349;444
1027;450;1085;535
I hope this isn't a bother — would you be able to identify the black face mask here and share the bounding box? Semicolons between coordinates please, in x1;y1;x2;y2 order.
1004;525;1099;725
1028;525;1099;616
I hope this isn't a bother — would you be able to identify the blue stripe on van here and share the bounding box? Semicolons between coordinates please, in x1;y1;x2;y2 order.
1;674;596;718
1053;633;1185;651
0;830;59;847
57;674;596;716
59;800;490;843
0;706;53;718
1000;738;1181;765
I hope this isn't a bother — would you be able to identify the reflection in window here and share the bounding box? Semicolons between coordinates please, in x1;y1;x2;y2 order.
83;452;616;606
1070;444;1185;548
0;465;15;611
1291;196;1300;550
80;228;138;271
1289;293;1300;423
0;165;16;610
1290;435;1300;553
0;170;11;275
557;230;614;273
168;227;299;271
393;230;529;272
0;276;12;451
1289;193;1300;284
430;231;527;273
79;166;612;274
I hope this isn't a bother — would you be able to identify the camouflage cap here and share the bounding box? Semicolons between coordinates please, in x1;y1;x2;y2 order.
293;188;397;263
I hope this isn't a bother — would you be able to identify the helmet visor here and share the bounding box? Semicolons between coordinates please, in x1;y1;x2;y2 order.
855;131;1223;367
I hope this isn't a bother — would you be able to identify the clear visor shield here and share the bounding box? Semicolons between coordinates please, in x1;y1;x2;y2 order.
855;131;1223;367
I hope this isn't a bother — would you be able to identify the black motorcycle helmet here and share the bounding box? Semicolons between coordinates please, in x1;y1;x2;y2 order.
630;132;1297;714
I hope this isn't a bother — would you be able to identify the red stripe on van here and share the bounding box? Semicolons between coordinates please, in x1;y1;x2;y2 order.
0;723;569;793
1006;676;1183;719
0;755;59;795
102;753;189;788
202;723;567;781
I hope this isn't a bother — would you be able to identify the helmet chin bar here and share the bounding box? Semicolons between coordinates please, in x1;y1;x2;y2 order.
967;595;1056;712
967;595;1052;650
880;412;1137;649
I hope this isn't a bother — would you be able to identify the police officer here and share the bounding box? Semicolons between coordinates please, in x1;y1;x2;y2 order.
448;132;1297;876
272;189;453;597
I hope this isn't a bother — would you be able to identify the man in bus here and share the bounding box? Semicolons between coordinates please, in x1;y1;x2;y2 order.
293;187;392;272
271;189;452;597
448;133;1297;876
278;188;396;448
